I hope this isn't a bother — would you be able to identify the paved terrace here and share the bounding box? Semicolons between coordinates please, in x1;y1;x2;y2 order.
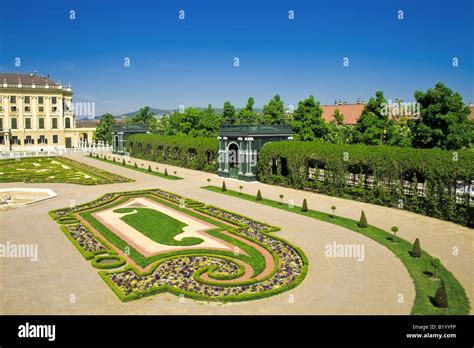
0;152;471;314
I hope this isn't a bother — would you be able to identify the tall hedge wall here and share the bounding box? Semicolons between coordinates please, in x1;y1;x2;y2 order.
257;141;474;227
126;134;218;172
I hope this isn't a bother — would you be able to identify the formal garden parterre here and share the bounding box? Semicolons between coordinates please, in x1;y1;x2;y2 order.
49;188;308;302
0;156;131;185
202;184;471;315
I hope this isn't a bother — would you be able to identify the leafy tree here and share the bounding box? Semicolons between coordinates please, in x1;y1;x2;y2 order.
261;95;285;125
131;106;156;126
222;101;237;125
411;238;422;258
355;91;394;145
358;211;368;228
411;82;472;150
238;97;257;124
94;113;116;143
323;121;356;144
292;95;326;140
333;110;344;125
195;104;220;137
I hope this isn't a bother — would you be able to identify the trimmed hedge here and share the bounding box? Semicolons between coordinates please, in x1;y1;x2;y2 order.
126;134;218;172
92;255;126;269
257;141;474;226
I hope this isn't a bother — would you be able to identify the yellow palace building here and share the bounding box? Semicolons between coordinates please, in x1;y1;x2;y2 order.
0;72;95;151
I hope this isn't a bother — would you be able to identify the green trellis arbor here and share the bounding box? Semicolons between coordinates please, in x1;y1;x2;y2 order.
217;125;293;181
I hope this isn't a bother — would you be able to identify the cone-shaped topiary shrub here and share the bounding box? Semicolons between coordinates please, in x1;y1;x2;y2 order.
134;162;138;168
301;199;308;212
148;164;152;172
411;238;422;258
221;181;227;192
164;168;168;176
358;211;368;228
256;190;262;201
122;158;126;165
433;280;448;308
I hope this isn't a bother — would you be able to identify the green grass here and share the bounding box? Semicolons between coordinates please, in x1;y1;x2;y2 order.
113;207;202;246
0;156;130;185
202;185;470;315
90;155;182;180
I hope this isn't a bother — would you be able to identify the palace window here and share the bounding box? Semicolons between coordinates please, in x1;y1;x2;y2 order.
65;118;71;129
0;118;3;129
12;136;20;144
10;96;16;104
11;118;18;129
52;118;58;129
51;97;57;104
38;135;47;144
24;96;30;104
25;118;31;129
38;96;44;104
24;106;31;112
52;135;58;144
38;106;44;112
52;106;58;112
39;118;45;129
11;106;17;112
25;136;33;144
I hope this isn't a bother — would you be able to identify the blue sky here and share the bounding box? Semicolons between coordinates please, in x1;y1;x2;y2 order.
0;0;472;115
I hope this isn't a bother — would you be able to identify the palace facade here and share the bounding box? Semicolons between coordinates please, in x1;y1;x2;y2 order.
0;72;95;151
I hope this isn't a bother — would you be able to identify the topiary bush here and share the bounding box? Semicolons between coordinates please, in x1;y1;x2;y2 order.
358;210;368;228
433;280;449;308
221;181;227;192
256;189;263;201
148;164;152;172
411;238;422;258
164;168;168;176
301;198;308;212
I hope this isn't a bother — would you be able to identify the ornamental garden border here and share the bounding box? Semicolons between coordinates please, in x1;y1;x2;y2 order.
49;188;308;302
202;184;471;315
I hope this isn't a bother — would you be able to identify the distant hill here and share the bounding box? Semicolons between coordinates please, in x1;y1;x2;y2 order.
113;107;264;119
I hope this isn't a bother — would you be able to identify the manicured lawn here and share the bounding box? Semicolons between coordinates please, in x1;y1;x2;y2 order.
202;185;471;315
113;207;202;246
0;156;131;185
90;154;182;180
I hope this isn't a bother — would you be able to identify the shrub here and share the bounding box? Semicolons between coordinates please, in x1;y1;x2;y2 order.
112;157;115;163
164;168;168;176
239;185;243;194
301;198;308;212
257;140;474;227
148;164;152;172
222;181;227;192
256;190;262;201
391;226;399;241
431;258;441;278
358;211;368;228
174;170;177;175
411;238;422;258
122;158;126;165
134;162;138;168
433;280;448;308
331;205;336;218
207;178;211;184
279;194;284;205
126;134;218;173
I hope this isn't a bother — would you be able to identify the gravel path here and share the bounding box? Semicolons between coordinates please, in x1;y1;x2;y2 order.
3;152;468;314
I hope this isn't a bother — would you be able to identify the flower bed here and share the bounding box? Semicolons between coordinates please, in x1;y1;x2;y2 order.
50;188;308;302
